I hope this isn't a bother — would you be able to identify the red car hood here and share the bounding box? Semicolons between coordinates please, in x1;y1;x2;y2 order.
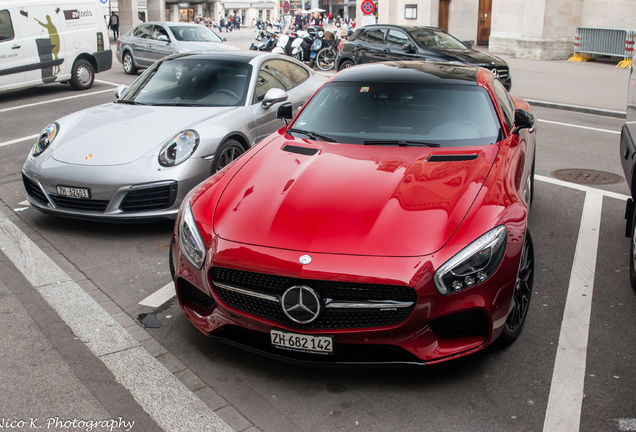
212;137;499;257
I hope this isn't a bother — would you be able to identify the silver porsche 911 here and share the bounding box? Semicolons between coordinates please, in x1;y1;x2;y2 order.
22;51;326;221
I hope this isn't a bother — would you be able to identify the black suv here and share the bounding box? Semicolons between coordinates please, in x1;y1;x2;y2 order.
336;25;512;90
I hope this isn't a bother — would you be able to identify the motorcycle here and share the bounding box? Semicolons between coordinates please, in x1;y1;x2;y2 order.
249;29;278;51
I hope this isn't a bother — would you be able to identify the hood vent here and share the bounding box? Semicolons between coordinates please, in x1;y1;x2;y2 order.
428;154;479;162
282;145;319;156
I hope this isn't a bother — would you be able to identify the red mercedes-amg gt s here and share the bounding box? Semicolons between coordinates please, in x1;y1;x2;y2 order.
170;61;536;366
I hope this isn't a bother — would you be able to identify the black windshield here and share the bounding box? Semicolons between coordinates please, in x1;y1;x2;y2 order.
291;81;502;146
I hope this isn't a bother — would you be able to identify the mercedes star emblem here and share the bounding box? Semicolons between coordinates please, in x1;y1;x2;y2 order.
281;285;321;324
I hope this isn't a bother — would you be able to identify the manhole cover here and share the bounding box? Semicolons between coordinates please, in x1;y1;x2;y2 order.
552;169;624;185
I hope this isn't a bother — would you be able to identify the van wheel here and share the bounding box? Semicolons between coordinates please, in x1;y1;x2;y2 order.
122;52;138;75
70;59;94;90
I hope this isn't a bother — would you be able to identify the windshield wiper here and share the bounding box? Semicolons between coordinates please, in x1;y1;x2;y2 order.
289;128;337;143
116;99;145;105
151;102;209;107
363;140;440;147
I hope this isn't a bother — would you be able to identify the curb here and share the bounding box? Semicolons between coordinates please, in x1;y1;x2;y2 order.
525;99;626;119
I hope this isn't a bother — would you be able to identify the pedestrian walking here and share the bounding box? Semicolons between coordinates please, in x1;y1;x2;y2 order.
108;11;119;40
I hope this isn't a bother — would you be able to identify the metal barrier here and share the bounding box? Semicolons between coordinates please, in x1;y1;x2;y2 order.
568;27;636;68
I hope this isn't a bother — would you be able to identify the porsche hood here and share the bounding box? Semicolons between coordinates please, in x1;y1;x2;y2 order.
210;138;499;257
50;104;236;166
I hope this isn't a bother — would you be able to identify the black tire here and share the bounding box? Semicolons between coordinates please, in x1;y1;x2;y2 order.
338;59;354;71
212;139;245;173
69;59;94;90
122;51;138;75
308;58;315;68
316;47;336;71
497;230;534;345
629;206;636;288
169;241;175;281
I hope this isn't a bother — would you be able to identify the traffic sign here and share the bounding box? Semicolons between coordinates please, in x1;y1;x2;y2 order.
283;1;290;14
361;0;375;15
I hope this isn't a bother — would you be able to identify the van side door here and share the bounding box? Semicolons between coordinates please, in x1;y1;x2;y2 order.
0;9;25;89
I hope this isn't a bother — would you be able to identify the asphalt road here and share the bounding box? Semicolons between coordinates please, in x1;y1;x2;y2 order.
0;39;635;432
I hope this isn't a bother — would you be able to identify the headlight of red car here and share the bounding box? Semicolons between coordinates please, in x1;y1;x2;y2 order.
178;200;206;269
433;225;507;295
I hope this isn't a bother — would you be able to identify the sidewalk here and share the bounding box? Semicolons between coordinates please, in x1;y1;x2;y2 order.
495;51;630;116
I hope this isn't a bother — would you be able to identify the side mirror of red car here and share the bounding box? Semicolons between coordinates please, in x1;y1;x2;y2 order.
512;109;535;135
276;102;293;125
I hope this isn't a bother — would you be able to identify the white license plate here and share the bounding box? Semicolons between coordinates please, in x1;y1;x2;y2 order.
56;186;90;198
271;329;333;355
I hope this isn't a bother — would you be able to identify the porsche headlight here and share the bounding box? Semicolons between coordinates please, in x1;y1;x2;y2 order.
434;225;507;295
178;200;206;269
33;122;59;156
158;130;199;167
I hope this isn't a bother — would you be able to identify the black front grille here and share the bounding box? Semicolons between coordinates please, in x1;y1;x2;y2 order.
213;325;424;365
210;267;416;330
120;183;177;212
177;278;215;310
495;67;509;79
50;195;109;211
22;174;48;203
429;310;489;338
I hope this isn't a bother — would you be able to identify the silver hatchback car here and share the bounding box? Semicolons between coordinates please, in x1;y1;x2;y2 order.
116;21;238;75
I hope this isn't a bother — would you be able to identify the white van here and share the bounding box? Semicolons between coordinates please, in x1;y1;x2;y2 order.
0;0;112;93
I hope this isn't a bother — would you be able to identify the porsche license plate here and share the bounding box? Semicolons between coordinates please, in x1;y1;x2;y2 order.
56;186;90;199
271;329;333;355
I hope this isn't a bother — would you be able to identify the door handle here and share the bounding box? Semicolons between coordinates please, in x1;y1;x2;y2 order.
12;45;21;49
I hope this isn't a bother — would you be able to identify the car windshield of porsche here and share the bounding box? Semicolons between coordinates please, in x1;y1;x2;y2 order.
410;29;468;50
169;25;224;42
118;58;251;107
290;82;502;147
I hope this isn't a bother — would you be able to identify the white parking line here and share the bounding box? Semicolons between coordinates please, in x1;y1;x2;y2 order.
537;119;620;135
1;134;39;148
0;88;114;114
543;190;603;432
138;282;175;308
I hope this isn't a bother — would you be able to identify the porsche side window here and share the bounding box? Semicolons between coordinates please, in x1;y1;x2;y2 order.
386;30;409;48
359;29;385;45
492;79;515;130
284;61;310;87
0;10;14;42
255;60;292;101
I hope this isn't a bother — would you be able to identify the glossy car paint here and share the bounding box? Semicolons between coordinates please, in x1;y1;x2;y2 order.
171;62;536;365
22;51;326;221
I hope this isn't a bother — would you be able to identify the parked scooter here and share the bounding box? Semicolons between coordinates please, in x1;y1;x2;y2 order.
290;29;313;62
249;29;278;51
272;30;297;56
